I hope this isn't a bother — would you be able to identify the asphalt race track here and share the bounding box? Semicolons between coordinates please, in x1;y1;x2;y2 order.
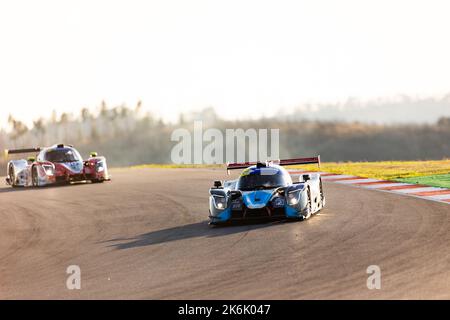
1;168;449;299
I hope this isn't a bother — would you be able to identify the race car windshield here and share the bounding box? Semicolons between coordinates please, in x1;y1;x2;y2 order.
237;168;288;191
45;149;81;163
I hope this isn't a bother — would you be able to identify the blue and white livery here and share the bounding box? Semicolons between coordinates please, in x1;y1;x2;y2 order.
209;157;325;225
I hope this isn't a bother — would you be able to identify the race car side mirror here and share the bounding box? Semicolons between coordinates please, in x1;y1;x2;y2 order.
213;180;222;188
302;174;311;182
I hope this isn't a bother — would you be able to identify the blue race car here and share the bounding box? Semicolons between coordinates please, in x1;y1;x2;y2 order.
209;157;325;225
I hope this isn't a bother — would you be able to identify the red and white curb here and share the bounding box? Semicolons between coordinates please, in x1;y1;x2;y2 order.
288;170;450;205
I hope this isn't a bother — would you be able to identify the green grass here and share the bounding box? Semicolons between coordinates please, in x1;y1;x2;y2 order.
396;174;450;189
295;160;450;180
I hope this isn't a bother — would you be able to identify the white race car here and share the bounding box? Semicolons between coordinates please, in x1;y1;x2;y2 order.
5;144;110;187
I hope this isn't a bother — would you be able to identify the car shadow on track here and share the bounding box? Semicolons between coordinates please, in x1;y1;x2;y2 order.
0;181;94;193
105;220;286;250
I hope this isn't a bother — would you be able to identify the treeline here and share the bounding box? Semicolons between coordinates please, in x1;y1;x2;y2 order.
1;103;450;172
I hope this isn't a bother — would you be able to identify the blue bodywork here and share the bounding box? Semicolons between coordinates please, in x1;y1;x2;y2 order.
242;190;273;209
209;164;312;224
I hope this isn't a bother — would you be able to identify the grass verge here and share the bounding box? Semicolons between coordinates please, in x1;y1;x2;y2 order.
396;174;450;189
293;160;450;181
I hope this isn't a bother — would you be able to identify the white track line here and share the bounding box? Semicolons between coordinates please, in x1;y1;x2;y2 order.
393;187;446;194
363;183;411;189
425;194;450;200
335;178;380;184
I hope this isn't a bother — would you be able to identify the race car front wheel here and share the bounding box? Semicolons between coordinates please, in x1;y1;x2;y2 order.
32;166;39;187
9;164;16;187
301;188;312;220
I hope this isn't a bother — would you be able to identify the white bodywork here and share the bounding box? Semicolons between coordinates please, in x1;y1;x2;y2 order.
6;159;33;187
5;145;110;187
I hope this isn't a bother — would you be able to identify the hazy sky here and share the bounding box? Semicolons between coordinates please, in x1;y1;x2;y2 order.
1;0;450;126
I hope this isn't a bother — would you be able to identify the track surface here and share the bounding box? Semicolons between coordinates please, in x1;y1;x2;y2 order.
1;168;449;299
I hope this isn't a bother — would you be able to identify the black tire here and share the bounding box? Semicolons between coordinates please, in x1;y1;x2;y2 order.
319;178;326;209
32;166;39;187
91;179;104;184
303;188;312;220
9;164;16;187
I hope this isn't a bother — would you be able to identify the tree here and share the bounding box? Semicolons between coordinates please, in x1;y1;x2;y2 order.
81;108;91;121
33;118;46;143
437;117;450;127
7;115;29;145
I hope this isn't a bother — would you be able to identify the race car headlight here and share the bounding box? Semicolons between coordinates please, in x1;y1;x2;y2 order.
271;197;285;208
287;190;301;206
42;165;54;176
212;195;227;210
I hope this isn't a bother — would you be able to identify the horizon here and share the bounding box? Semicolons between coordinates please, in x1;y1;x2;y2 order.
2;92;450;132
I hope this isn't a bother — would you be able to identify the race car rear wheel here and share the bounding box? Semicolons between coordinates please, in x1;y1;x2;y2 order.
32;166;39;187
91;179;104;184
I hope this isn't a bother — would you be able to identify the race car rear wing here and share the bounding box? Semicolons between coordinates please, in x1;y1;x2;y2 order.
226;156;321;174
4;147;41;159
279;156;321;167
